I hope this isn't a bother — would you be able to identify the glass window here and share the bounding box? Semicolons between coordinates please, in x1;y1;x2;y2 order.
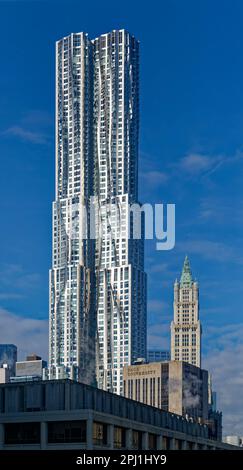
148;433;157;450
114;426;126;448
93;422;107;446
132;430;142;449
48;420;86;443
5;422;40;445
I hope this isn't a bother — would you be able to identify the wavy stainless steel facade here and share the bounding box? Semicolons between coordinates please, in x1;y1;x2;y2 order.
93;30;147;395
48;33;95;383
48;30;147;393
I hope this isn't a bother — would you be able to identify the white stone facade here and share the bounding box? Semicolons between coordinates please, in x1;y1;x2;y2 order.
171;257;201;367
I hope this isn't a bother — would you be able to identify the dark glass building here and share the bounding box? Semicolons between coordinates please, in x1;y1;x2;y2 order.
0;344;17;376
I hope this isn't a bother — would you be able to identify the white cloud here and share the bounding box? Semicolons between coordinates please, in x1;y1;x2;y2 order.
139;152;169;188
147;323;170;350
0;263;41;290
198;197;243;226
177;239;243;265
178;153;223;176
0;307;48;361
148;299;168;313
202;323;243;435
174;150;243;180
0;293;24;300
141;170;169;186
1;109;53;145
2;126;49;145
204;323;243;351
140;149;243;188
148;262;178;281
204;342;243;436
149;262;169;273
21;110;53;127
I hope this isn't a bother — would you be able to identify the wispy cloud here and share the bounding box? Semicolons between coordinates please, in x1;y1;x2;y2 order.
148;299;168;314
198;197;243;225
2;126;49;144
177;153;224;176
148;261;178;278
204;323;243;351
0;307;48;361
141;170;169;187
139;152;169;188
0;263;41;290
1;110;53;145
174;150;243;179
140;149;243;189
147;323;170;350
177;239;243;265
0;293;24;300
149;262;169;274
200;306;230;317
21;110;53;126
204;323;243;435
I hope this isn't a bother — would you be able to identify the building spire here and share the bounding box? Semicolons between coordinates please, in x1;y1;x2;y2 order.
171;256;201;368
180;255;192;286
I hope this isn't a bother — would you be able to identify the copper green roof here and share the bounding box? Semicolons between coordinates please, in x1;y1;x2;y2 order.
180;255;193;286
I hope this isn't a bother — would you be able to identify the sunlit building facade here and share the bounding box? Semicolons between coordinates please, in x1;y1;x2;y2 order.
48;33;95;383
93;30;146;395
171;256;201;368
48;30;147;393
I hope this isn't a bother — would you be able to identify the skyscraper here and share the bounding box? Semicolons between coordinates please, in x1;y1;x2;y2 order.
170;256;201;367
0;344;17;377
93;30;147;395
48;30;147;393
48;33;96;383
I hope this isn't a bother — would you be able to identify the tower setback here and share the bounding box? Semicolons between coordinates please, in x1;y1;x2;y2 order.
171;256;201;367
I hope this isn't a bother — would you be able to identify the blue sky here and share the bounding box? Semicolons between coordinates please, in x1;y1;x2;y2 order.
0;0;243;434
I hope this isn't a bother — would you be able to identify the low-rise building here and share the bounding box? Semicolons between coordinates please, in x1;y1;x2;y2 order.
0;344;17;377
223;436;243;447
207;409;222;441
123;360;208;421
10;354;47;383
0;366;10;384
0;380;238;450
